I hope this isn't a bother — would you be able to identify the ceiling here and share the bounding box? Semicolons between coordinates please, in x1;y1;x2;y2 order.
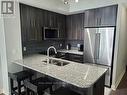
19;0;69;14
19;0;127;15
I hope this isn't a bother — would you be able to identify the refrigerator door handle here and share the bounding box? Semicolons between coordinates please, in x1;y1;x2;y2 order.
97;33;100;59
94;33;100;61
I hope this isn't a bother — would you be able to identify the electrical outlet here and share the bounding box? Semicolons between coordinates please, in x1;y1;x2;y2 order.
77;44;80;47
23;47;27;51
60;44;62;47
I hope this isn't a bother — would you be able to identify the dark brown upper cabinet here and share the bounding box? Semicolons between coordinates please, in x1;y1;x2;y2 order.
20;4;29;43
20;3;66;44
44;11;58;28
100;5;118;27
66;13;84;40
66;15;73;40
20;4;42;42
57;14;66;39
84;9;97;28
84;5;118;27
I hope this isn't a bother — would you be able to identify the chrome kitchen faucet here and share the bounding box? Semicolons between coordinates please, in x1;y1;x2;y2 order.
47;46;57;64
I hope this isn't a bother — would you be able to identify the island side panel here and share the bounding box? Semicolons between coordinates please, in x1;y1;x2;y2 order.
92;74;105;95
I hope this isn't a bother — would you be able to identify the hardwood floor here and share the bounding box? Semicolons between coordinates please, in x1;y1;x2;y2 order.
0;94;4;95
110;72;127;95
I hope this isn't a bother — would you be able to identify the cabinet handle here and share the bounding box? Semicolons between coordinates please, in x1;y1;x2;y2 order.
97;18;98;26
100;18;101;25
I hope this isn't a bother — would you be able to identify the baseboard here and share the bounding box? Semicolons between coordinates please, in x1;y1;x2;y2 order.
111;69;126;90
0;89;9;95
0;89;3;94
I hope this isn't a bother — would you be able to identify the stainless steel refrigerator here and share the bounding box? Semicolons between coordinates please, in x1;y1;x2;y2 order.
84;27;115;87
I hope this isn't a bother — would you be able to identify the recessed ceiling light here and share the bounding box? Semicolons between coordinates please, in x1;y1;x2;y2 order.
75;0;79;2
64;0;69;4
64;0;79;4
64;1;69;4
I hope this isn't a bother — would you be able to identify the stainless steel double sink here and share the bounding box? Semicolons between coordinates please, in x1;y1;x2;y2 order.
42;58;69;66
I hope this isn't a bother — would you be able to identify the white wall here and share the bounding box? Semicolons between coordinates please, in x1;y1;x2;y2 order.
0;55;3;94
19;0;69;14
112;4;127;90
4;1;23;73
0;10;9;95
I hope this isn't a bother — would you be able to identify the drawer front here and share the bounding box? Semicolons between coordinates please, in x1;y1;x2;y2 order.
68;54;83;63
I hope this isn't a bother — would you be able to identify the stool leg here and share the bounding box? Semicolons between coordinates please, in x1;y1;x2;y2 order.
38;89;44;95
49;86;53;93
27;89;30;95
24;86;29;95
17;81;21;95
10;79;14;95
38;91;44;95
29;76;32;82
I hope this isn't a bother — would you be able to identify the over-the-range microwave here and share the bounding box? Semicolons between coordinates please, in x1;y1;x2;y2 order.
43;27;59;40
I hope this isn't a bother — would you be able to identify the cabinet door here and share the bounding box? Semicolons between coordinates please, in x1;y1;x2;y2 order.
35;8;43;41
100;5;118;26
71;14;77;40
84;9;98;27
57;14;66;39
20;4;43;42
28;6;38;41
75;13;84;40
20;4;37;42
68;54;84;63
20;4;29;43
52;12;58;28
43;10;50;27
66;15;73;40
84;5;118;27
39;9;45;40
66;13;84;40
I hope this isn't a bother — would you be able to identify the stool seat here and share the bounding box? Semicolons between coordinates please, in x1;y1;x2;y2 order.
24;77;53;95
9;70;34;81
15;70;34;81
52;87;80;95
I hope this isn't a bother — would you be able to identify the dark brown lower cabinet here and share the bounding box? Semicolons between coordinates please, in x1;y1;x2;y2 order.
67;74;105;95
66;53;83;63
57;52;83;63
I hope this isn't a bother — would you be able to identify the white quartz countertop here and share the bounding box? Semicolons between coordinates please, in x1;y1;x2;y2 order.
57;49;83;55
13;54;107;88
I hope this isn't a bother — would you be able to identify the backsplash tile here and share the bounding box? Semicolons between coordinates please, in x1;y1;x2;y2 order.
22;40;83;56
23;40;65;55
64;40;84;49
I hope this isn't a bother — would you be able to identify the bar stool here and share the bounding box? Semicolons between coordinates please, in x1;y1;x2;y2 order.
24;77;53;95
51;87;80;95
8;70;34;95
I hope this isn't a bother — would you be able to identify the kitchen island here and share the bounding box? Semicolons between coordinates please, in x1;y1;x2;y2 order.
13;54;107;95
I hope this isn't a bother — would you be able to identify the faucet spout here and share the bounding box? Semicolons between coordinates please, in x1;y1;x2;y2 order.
47;46;57;57
47;46;57;64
